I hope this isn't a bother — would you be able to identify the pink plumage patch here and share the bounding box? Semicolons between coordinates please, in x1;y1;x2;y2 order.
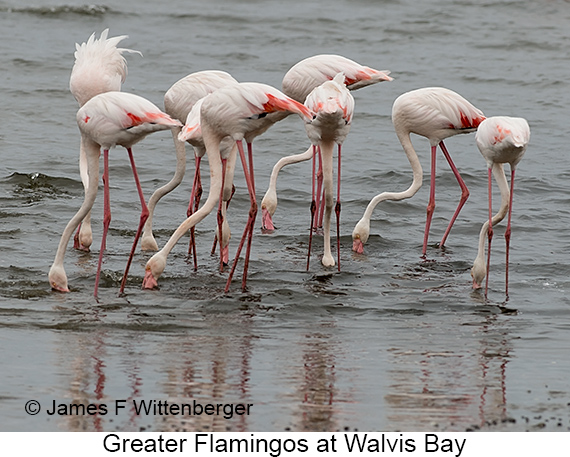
126;112;143;125
262;93;311;118
492;124;512;144
453;112;485;130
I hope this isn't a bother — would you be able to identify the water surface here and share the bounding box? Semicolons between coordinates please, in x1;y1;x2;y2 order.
1;0;569;432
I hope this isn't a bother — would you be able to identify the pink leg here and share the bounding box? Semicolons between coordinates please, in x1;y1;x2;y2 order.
217;158;227;273
317;182;326;231
335;144;342;272
187;156;202;270
241;142;257;291
307;145;317;270
485;167;493;298
439;141;470;248
94;149;111;300
211;183;236;256
314;146;324;231
119;148;150;295
422;145;437;257
225;141;257;293
505;167;516;298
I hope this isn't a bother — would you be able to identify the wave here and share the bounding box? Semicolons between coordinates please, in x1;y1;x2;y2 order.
1;4;110;17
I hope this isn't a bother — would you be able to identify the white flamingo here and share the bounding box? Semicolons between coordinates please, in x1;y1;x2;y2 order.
48;91;181;298
304;73;354;270
471;116;529;298
261;54;392;231
142;82;313;292
140;70;239;268
352;87;486;257
69;29;141;251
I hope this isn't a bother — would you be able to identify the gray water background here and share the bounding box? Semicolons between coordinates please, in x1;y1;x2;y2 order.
1;0;569;432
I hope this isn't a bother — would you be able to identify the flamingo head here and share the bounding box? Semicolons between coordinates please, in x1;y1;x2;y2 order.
142;253;166;290
470;256;486;290
261;208;275;232
73;224;93;252
260;189;277;232
351;218;370;254
49;265;70;293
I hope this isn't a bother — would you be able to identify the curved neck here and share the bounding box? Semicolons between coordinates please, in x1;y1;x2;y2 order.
267;145;313;192
474;163;510;264
362;130;423;221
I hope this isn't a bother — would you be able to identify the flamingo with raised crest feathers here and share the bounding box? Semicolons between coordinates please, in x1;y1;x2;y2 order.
69;29;141;251
352;87;486;257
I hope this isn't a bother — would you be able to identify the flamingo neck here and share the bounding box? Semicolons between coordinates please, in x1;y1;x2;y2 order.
362;131;423;222
472;163;510;283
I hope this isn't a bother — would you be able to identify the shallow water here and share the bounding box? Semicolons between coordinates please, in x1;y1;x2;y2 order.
1;0;569;432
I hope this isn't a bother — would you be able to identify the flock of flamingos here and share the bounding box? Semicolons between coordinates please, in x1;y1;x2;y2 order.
47;30;530;301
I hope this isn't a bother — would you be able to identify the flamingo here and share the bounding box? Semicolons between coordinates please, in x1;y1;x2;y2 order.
140;70;239;269
142;82;313;292
304;73;354;270
471;116;529;298
69;29;141;251
48;91;182;299
261;54;393;231
178;96;238;270
352;87;486;257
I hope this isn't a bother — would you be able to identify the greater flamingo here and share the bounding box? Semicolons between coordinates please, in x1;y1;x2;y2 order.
470;116;529;298
261;54;393;231
142;82;313;292
352;87;486;257
48;91;182;298
179;96;237;270
304;73;354;270
69;29;141;251
140;70;239;267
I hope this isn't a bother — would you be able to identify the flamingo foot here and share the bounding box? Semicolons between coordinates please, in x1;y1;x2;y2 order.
261;208;275;232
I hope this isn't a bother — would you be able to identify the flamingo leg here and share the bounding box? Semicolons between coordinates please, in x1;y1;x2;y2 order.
94;149;111;300
225;141;257;292
422;145;437;257
485;167;494;298
217;157;227;273
119;148;150;295
187;156;202;271
211;165;236;258
335;144;342;272
439;141;470;248
504;167;516;298
307;145;317;270
241;142;257;291
315;146;325;231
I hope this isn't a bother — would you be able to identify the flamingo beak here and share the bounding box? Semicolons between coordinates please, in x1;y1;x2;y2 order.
352;238;364;254
261;207;275;232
